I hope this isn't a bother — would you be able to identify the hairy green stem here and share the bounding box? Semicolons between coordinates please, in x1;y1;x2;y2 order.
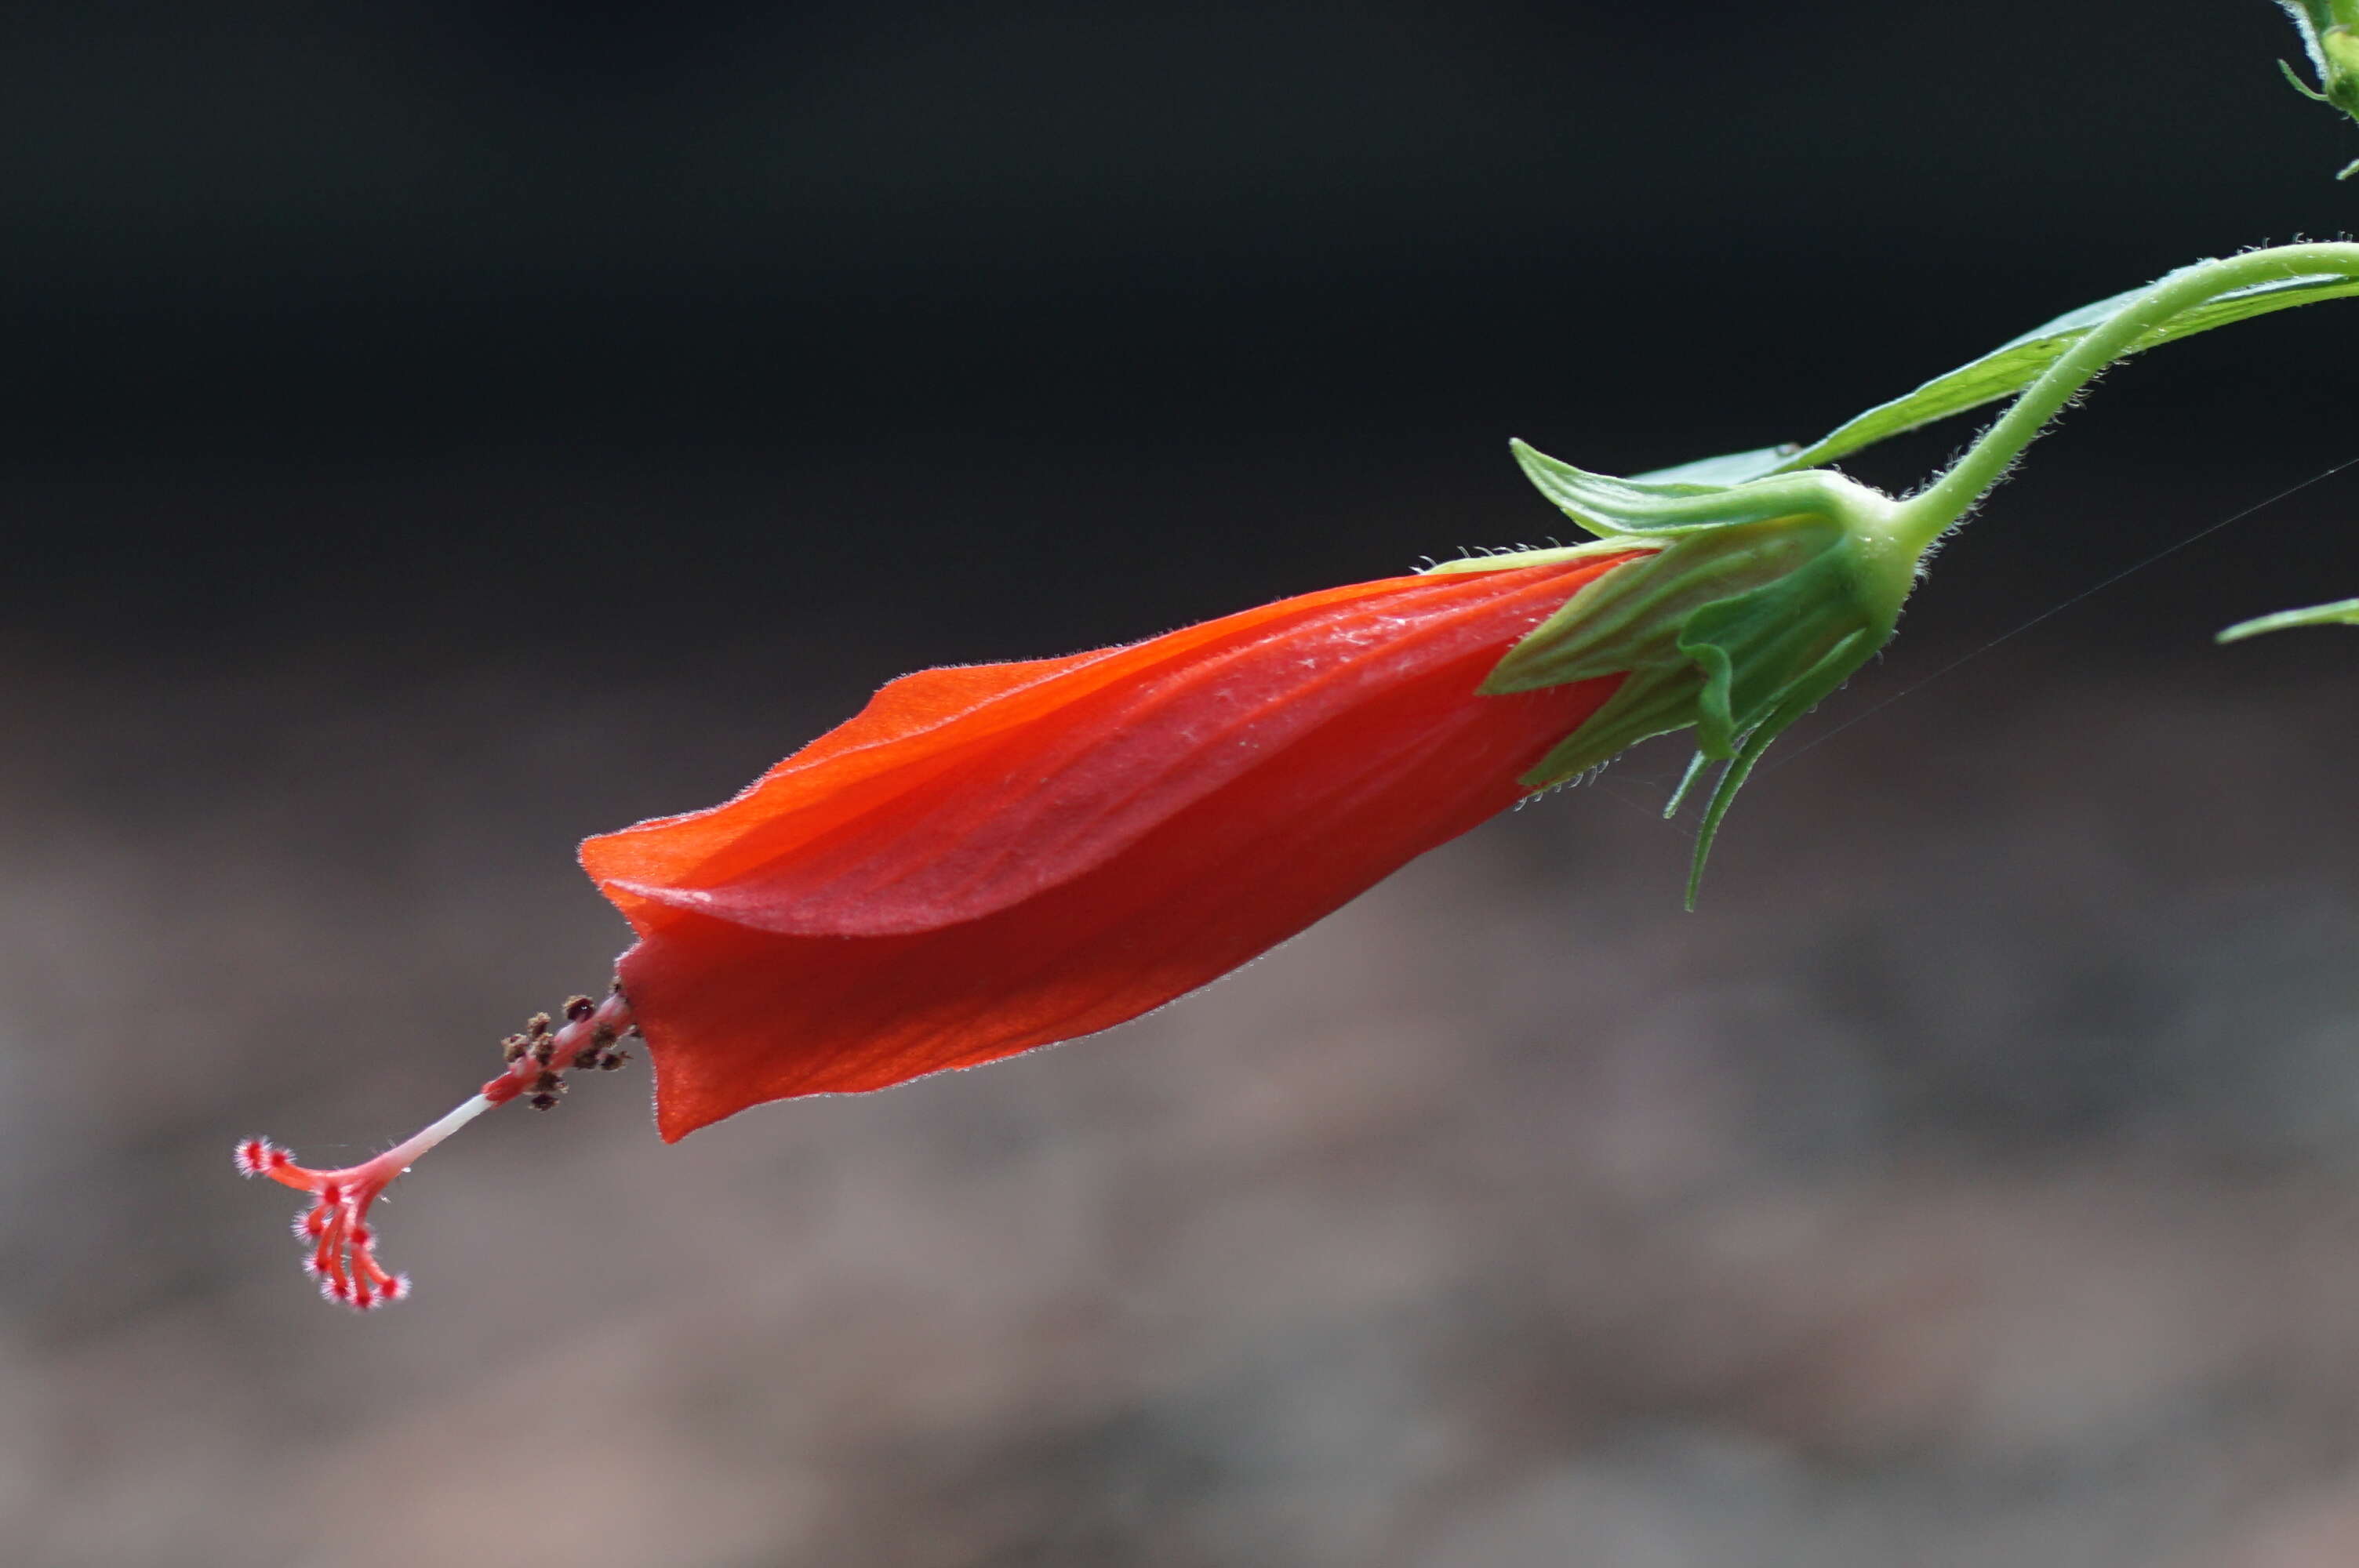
1885;242;2359;559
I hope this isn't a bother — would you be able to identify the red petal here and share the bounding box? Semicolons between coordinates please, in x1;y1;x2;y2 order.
582;557;1638;1139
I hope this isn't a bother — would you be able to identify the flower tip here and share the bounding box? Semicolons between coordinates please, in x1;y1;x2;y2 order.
234;1137;281;1178
341;1272;411;1312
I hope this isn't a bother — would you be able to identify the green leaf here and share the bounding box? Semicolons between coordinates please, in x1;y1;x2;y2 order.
2217;597;2359;641
1509;440;1890;537
1634;265;2359;487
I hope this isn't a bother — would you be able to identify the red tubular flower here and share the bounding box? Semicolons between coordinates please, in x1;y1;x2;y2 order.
234;425;1939;1304
234;552;1647;1306
580;554;1645;1141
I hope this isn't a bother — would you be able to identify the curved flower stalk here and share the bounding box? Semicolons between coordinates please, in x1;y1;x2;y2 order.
235;241;2359;1308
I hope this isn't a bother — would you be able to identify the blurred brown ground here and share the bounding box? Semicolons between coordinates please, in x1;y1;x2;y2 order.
13;540;2359;1568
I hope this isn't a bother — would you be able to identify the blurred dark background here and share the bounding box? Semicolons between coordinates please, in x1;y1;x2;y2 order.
19;2;2359;1565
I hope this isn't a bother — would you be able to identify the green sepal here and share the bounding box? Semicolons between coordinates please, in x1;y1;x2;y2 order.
1514;659;1730;786
1499;439;1883;537
1505;535;1888;791
2283;55;2335;103
1481;517;1845;688
1450;441;1910;901
1679;627;1876;910
1661;750;1713;819
1680;544;1879;760
2217;597;2359;641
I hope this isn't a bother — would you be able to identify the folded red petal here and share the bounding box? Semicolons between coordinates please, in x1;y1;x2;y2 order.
582;556;1639;1140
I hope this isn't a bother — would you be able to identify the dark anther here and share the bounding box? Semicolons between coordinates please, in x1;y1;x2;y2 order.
529;1091;561;1111
564;996;596;1022
531;1040;555;1067
591;1022;618;1047
533;1069;563;1093
572;1047;602;1070
525;1013;552;1039
597;1050;631;1071
502;1034;529;1063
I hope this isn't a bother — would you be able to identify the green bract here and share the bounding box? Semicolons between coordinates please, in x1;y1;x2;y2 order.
1433;444;1917;905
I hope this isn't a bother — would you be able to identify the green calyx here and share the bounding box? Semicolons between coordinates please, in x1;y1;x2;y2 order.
1434;242;2359;906
1432;442;1920;905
